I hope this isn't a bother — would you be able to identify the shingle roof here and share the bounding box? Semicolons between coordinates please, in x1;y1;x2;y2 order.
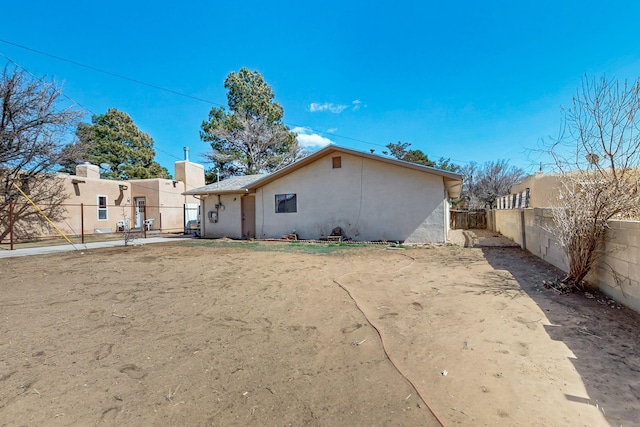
243;145;464;198
184;174;269;195
183;145;464;198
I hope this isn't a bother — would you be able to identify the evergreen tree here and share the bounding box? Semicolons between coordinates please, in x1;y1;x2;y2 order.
200;68;301;179
66;108;170;180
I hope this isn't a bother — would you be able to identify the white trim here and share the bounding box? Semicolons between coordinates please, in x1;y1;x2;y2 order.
134;197;146;229
97;195;108;221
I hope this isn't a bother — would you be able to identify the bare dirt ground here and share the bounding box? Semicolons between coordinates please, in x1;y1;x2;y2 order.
1;239;639;426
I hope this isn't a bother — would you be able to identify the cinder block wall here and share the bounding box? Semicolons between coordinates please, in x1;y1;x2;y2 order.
493;209;523;246
492;208;640;312
592;221;640;309
524;208;569;273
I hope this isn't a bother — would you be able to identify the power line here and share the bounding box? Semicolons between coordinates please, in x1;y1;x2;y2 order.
0;50;95;116
0;40;390;147
155;147;183;161
0;38;225;108
0;38;474;165
1;49;184;162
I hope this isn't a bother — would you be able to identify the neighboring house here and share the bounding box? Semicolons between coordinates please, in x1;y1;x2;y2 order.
46;156;204;237
184;145;463;243
507;173;561;209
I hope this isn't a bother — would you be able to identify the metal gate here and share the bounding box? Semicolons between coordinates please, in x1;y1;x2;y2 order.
184;203;200;235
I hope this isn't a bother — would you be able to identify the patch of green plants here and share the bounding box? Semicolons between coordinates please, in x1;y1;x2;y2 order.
277;241;369;254
180;240;261;249
180;239;380;254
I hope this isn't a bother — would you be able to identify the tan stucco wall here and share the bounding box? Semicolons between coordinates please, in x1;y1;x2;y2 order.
59;174;132;235
200;194;243;239
129;179;186;232
175;161;205;205
511;173;561;208
254;153;449;243
8;159;205;240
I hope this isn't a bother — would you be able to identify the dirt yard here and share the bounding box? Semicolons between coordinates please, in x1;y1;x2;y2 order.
1;240;639;426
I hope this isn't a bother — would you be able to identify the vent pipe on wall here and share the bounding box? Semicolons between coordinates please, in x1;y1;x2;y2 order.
184;146;190;162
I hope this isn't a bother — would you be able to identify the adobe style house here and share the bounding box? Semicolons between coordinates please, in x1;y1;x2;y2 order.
50;156;204;237
505;173;561;209
185;146;463;243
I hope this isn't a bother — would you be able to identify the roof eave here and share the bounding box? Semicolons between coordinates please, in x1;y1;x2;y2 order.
444;177;463;199
183;188;255;196
246;145;464;190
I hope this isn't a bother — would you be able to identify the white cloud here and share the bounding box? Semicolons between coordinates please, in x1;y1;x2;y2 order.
326;128;338;133
292;126;334;148
309;102;348;114
309;100;364;113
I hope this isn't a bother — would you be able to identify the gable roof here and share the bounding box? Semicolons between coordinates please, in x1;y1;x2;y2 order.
184;145;464;198
183;174;268;195
251;145;463;197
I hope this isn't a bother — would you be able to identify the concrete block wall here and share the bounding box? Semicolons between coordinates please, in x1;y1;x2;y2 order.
491;208;640;312
524;208;569;273
493;209;524;246
592;221;640;310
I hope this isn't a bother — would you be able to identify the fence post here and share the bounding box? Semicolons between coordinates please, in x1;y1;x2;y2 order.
9;201;14;251
159;212;162;232
520;209;526;250
81;203;85;244
143;205;147;238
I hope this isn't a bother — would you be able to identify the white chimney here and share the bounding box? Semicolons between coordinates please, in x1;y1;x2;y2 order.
76;163;100;179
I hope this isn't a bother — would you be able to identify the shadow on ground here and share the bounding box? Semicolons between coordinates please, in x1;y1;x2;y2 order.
481;246;640;427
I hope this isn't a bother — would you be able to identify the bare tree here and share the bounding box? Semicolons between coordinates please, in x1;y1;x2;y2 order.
548;76;640;289
0;67;82;241
460;160;525;208
204;113;303;177
201;68;303;180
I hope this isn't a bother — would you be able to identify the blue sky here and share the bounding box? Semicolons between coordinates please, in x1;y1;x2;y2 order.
3;1;640;175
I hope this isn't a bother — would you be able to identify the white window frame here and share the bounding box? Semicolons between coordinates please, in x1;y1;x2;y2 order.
97;195;108;221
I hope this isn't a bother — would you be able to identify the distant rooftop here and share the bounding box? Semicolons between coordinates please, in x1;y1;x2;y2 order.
184;174;269;195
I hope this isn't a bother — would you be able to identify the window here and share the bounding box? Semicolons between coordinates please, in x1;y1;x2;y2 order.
98;195;108;220
332;156;342;168
275;194;297;213
19;177;30;195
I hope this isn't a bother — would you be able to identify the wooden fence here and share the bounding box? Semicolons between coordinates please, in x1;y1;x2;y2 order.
450;210;487;229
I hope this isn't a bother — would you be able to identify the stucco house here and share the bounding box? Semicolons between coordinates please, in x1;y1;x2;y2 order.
53;157;204;236
185;146;463;243
505;172;561;209
1;154;206;243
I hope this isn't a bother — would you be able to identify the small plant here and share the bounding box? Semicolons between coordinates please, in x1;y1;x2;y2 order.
120;205;134;246
546;76;640;290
